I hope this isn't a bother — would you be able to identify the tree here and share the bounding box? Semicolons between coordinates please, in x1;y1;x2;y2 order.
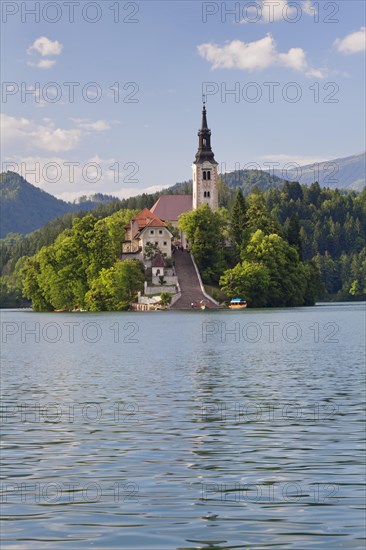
245;193;281;237
19;208;136;311
245;230;307;306
178;204;227;283
21;256;53;311
220;261;270;307
222;230;317;307
287;213;303;259
159;292;171;307
144;242;162;260
230;188;247;247
85;260;144;311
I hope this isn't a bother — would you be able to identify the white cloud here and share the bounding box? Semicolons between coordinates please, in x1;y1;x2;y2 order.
334;27;366;54
27;59;56;70
72;119;111;131
278;47;307;72
27;36;63;69
244;0;315;23
197;34;325;77
27;36;63;57
1;114;81;153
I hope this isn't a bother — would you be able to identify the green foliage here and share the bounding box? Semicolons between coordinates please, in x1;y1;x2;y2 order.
85;260;144;311
165;222;180;240
159;292;171;307
165;258;173;268
230;188;247;247
286;213;303;259
2;170;365;306
20;209;138;311
220;230;315;307
220;261;270;307
144;242;162;260
222;169;284;197
178;204;227;283
246;193;282;236
265;183;365;299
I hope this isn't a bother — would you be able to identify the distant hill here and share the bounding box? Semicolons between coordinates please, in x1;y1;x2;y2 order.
268;152;365;191
0;172;119;238
1;153;364;238
169;170;285;196
222;169;285;195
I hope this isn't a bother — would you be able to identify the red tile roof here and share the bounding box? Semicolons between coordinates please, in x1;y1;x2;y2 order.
151;195;193;221
125;207;167;230
152;254;165;268
144;217;167;228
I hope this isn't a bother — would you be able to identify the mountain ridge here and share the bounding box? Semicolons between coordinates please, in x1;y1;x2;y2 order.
267;152;365;191
0;172;120;238
1;151;365;238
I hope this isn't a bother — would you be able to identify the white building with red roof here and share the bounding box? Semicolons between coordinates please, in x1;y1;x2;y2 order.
122;207;173;259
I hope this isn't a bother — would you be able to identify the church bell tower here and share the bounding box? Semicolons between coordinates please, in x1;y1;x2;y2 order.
192;99;219;210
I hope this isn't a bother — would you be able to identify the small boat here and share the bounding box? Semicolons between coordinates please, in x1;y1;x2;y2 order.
228;298;247;310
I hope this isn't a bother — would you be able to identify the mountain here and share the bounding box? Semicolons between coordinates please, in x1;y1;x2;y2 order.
2;153;364;239
0;172;119;238
268;152;365;191
168;170;285;196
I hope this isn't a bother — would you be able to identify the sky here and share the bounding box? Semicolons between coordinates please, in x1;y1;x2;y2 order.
1;0;365;201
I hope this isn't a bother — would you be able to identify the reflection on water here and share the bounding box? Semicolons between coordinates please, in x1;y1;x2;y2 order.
1;303;365;549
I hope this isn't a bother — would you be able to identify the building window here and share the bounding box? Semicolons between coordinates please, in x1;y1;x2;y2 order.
155;242;158;246
207;191;210;198
150;230;154;235
159;230;163;234
207;171;211;180
164;241;167;246
203;171;206;180
203;138;207;147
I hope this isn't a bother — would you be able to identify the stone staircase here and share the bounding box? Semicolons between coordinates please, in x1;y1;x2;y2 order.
170;250;218;310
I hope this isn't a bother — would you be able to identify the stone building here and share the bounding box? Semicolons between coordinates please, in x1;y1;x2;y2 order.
122;207;173;259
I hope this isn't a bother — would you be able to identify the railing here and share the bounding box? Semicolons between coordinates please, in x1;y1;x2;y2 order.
190;254;220;306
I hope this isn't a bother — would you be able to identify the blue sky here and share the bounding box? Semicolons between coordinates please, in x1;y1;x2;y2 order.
1;0;365;200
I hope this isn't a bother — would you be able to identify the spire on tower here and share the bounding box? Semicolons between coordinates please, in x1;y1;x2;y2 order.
194;100;217;164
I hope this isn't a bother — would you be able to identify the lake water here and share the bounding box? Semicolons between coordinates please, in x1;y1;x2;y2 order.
1;303;365;549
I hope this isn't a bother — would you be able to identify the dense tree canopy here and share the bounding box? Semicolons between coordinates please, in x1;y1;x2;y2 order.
20;209;141;311
178;205;228;283
1;177;365;308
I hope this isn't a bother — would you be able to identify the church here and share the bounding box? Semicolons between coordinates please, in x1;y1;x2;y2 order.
122;100;219;259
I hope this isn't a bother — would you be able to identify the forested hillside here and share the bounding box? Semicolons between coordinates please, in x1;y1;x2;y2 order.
1;175;365;307
0;172;120;237
178;183;365;305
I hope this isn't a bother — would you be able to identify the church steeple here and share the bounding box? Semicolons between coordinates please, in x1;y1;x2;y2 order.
192;99;219;211
194;99;217;165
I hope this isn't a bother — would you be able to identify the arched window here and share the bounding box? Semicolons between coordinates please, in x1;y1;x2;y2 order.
207;171;211;180
207;191;210;198
203;171;206;180
203;138;207;147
